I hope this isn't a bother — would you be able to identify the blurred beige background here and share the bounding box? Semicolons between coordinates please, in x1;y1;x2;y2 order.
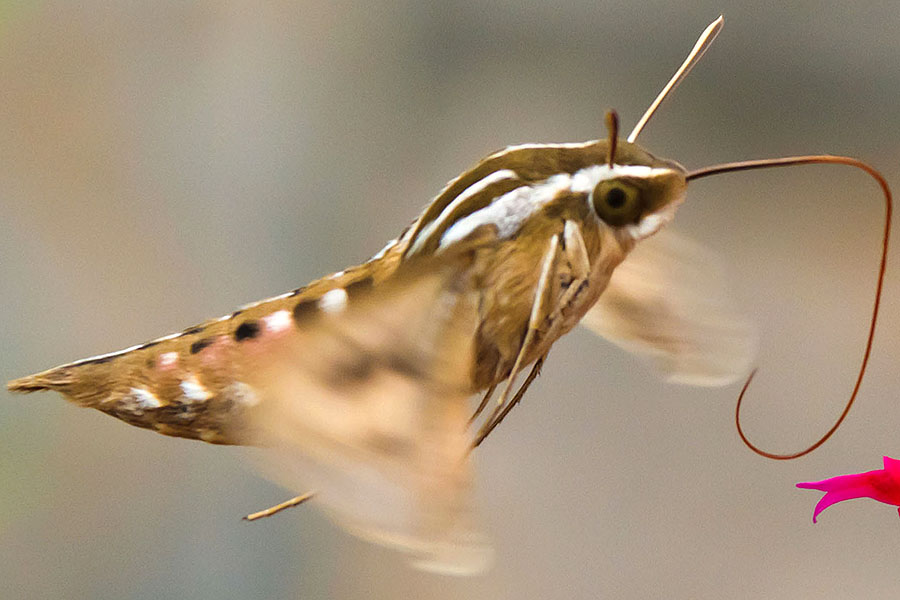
3;1;900;598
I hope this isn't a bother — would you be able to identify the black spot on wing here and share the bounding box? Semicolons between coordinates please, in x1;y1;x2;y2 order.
234;320;260;342
345;276;374;296
190;338;214;354
182;326;204;336
292;298;318;325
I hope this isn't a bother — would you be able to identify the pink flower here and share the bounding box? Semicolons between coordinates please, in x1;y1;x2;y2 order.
797;456;900;523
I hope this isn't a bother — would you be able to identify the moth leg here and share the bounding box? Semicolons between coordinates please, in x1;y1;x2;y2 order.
468;383;497;425
472;355;546;448
475;280;586;446
563;219;591;280
543;220;593;328
473;222;594;447
243;491;315;522
473;235;561;447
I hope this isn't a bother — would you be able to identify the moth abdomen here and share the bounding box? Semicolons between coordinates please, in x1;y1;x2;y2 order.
7;370;69;394
6;256;407;445
8;339;260;445
102;383;257;445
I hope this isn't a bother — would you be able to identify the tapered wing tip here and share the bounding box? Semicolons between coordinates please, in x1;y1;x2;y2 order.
413;542;494;576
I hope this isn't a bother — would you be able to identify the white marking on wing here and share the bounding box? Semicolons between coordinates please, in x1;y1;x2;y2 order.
125;387;161;412
157;352;179;370
180;375;212;402
264;310;293;334
226;381;260;407
319;288;348;313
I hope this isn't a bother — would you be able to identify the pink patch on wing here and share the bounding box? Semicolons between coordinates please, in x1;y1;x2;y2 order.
157;352;179;370
199;335;233;366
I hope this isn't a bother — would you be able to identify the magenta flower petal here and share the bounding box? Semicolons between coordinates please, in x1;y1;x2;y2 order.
883;456;900;475
797;457;900;523
797;472;870;493
808;487;872;523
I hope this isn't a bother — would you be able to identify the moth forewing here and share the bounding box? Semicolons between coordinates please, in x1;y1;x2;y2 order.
236;255;492;574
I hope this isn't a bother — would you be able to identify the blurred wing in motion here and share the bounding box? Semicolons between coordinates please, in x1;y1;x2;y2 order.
236;258;491;574
581;229;756;386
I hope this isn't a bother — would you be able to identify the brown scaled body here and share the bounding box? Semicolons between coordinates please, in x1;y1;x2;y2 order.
8;140;684;446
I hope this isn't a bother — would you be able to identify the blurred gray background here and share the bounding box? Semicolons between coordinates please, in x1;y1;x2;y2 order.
2;1;900;598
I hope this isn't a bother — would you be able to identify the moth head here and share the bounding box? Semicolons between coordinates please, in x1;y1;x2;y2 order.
586;139;687;242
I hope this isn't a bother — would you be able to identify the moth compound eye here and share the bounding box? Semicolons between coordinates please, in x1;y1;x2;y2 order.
590;180;643;226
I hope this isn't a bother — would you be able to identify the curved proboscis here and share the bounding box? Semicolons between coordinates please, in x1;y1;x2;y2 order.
687;155;892;460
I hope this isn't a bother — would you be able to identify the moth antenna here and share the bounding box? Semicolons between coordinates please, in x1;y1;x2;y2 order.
687;155;892;460
605;110;619;167
627;15;723;143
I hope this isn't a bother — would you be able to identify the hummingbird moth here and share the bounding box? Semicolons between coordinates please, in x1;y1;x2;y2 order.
6;16;891;573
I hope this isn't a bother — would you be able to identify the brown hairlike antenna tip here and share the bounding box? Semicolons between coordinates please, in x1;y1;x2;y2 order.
605;110;619;167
